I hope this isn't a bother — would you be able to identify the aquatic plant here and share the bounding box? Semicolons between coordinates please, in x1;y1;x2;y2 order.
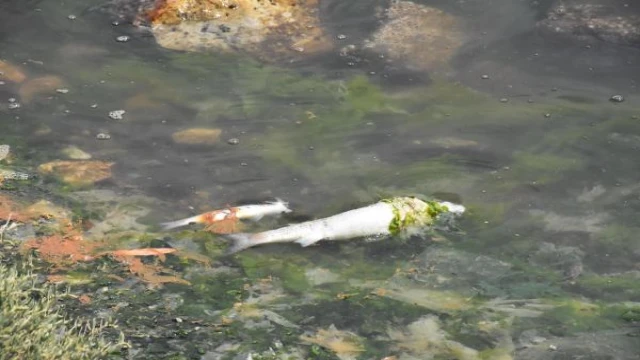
0;263;125;359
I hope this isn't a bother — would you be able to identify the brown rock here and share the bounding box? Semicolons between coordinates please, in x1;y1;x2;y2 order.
144;0;332;61
538;0;640;46
0;60;26;83
38;160;114;186
364;1;465;72
171;128;222;145
19;75;65;104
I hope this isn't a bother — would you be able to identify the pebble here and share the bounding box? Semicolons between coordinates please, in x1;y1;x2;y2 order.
108;110;125;120
227;138;240;145
544;113;551;118
68;14;76;20
90;103;98;108
481;74;489;79
8;98;16;103
337;34;347;40
0;81;5;85
115;35;130;43
175;317;183;323
499;98;509;103
548;344;557;351
112;21;120;26
56;88;69;94
610;94;624;103
96;133;111;140
8;103;20;109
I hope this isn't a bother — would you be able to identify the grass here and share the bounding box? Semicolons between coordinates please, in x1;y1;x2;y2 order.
0;261;126;360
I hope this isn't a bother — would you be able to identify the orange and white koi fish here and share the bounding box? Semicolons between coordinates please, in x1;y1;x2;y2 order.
160;199;292;231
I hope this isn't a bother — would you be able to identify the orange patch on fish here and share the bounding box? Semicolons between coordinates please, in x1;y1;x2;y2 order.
205;217;242;234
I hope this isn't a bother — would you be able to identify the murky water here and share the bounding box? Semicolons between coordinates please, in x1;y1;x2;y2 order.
1;0;640;359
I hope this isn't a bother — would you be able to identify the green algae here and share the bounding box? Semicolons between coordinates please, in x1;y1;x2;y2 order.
177;271;248;316
235;252;312;293
592;225;640;260
576;273;640;301
539;300;616;336
382;196;448;235
507;151;585;186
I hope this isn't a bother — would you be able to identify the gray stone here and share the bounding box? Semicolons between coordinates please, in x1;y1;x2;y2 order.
538;0;640;47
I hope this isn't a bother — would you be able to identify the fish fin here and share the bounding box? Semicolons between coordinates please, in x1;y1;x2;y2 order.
267;198;292;213
224;233;257;254
295;235;323;248
159;215;201;231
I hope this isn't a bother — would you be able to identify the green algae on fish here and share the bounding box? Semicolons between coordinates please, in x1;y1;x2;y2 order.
382;196;450;236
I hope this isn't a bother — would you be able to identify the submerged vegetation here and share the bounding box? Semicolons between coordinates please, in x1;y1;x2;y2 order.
2;1;640;357
0;262;125;359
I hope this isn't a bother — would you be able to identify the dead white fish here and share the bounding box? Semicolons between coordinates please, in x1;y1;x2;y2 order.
224;197;465;254
160;198;292;231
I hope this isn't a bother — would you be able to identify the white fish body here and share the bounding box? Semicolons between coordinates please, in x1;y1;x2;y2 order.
160;199;291;231
225;197;465;254
233;199;292;221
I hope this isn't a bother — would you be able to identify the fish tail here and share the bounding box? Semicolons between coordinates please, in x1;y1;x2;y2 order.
159;214;203;231
224;233;258;255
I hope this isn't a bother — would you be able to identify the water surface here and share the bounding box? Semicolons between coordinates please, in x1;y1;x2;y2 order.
1;0;640;359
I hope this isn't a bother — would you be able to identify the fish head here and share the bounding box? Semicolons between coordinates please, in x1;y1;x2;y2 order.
269;198;292;213
438;201;465;216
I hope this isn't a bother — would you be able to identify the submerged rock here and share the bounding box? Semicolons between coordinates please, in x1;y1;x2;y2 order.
144;0;332;62
18;75;66;104
96;0;467;71
385;316;481;360
300;325;364;360
538;0;640;47
171;127;222;145
516;329;640;359
363;0;466;72
61;145;92;160
0;60;26;83
38;160;114;186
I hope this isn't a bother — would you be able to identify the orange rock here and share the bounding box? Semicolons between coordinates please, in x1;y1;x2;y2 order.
38;160;114;186
125;92;162;110
78;294;92;304
0;194;32;223
145;0;333;61
0;60;26;83
18;75;65;104
171;128;222;145
23;230;99;268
